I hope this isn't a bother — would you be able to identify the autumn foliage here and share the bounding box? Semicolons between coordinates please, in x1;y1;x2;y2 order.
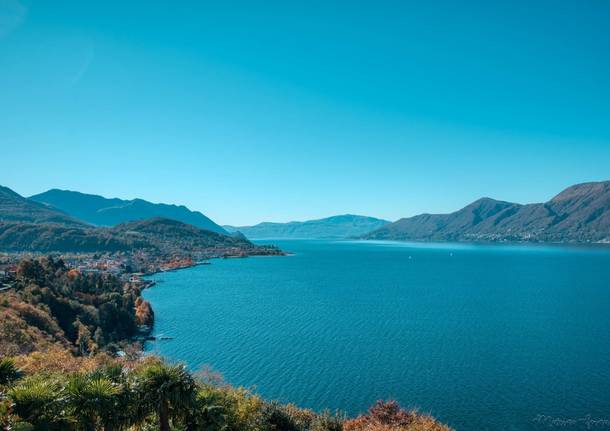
135;297;154;327
1;257;140;356
344;400;453;431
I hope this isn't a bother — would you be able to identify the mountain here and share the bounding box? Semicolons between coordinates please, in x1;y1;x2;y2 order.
226;214;390;239
0;186;280;254
364;181;610;243
0;216;281;254
0;186;85;227
29;189;228;234
0;222;146;253
114;217;280;255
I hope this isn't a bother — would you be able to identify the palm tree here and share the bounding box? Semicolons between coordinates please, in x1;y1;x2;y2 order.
181;389;226;431
0;357;22;387
65;374;122;431
136;362;197;431
95;364;137;431
9;375;67;430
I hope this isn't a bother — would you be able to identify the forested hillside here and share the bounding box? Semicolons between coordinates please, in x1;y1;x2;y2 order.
0;257;151;356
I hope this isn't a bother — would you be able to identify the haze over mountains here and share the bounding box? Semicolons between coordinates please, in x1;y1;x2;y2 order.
365;181;610;243
2;181;610;249
30;189;227;234
225;215;390;239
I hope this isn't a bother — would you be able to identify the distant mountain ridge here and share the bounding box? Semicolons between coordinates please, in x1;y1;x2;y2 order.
226;214;390;239
364;181;610;243
5;181;609;247
29;189;227;234
0;186;85;227
0;186;278;254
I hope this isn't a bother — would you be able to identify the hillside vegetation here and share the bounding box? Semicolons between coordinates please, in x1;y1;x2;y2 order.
114;218;281;256
0;222;146;253
0;257;149;356
0;186;281;256
0;218;281;255
0;352;452;431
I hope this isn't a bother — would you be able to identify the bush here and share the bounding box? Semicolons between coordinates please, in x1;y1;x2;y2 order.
2;352;452;431
259;401;302;431
312;410;344;431
344;400;452;431
9;374;68;430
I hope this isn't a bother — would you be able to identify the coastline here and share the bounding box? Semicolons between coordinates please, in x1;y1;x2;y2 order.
131;239;610;430
135;237;610;348
135;246;285;346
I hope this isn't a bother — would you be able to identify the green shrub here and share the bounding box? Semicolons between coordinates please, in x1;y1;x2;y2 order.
9;374;68;430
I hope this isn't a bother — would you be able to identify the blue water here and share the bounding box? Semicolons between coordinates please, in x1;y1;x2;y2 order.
143;240;610;431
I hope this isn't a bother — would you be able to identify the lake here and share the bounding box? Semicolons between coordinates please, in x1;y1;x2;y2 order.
143;240;610;430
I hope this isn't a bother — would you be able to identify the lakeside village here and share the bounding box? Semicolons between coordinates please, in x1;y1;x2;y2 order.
0;244;258;282
1;251;192;286
0;246;258;343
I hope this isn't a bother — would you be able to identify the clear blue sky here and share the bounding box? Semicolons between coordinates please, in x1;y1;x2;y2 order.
1;0;609;225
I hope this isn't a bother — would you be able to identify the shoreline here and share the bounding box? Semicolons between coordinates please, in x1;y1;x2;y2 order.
133;237;610;348
135;248;285;346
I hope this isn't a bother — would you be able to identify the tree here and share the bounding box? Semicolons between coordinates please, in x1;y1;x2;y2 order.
9;376;67;430
65;374;122;431
93;328;104;351
182;388;226;431
74;320;93;356
0;357;22;386
136;362;197;431
259;402;300;431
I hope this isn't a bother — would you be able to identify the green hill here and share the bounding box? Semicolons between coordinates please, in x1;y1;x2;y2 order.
0;186;279;255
